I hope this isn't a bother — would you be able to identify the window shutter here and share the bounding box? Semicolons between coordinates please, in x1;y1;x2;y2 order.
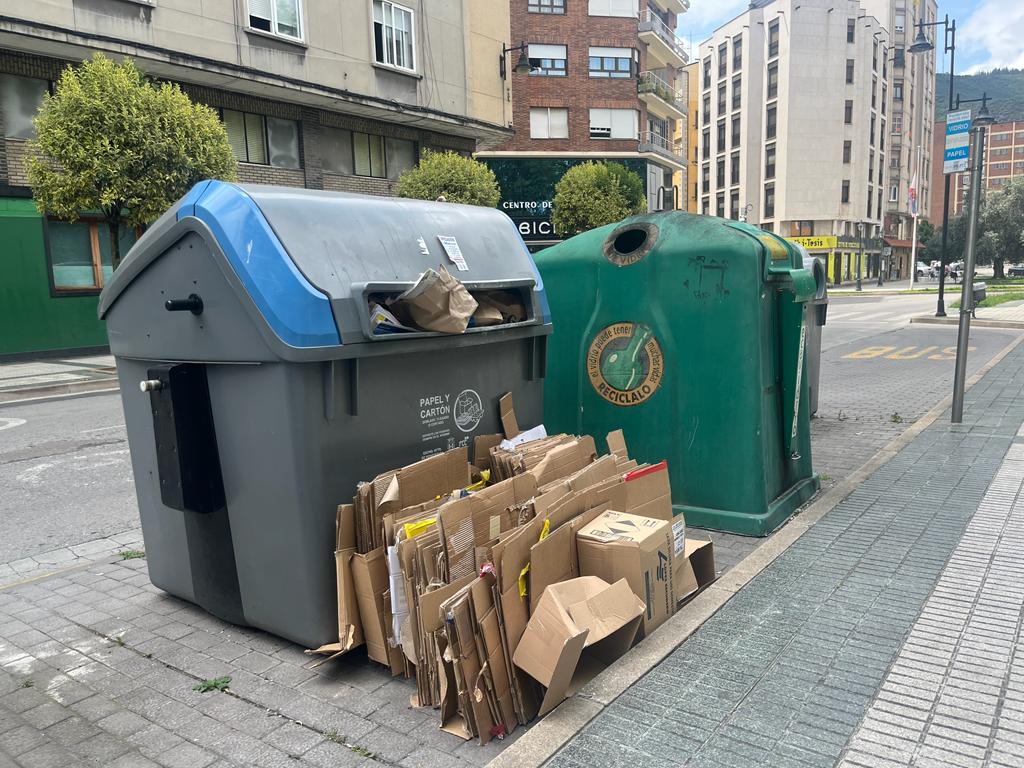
530;108;549;139
588;46;630;58
610;109;637;139
549;108;568;138
249;0;272;20
244;113;267;164
529;44;566;60
222;110;248;161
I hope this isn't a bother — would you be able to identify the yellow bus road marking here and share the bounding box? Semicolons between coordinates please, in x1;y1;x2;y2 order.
843;345;976;360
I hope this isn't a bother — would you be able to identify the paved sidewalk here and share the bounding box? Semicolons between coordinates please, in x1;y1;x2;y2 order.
912;304;1024;330
0;356;117;403
544;331;1024;767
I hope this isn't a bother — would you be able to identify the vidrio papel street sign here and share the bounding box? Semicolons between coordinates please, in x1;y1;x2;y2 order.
944;109;971;174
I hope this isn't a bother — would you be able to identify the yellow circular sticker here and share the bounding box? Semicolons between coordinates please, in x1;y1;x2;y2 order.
587;322;664;406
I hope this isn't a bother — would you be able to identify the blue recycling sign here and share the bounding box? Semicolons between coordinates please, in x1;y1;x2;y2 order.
944;109;971;174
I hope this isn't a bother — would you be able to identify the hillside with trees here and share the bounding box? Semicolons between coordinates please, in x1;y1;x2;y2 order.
935;69;1024;123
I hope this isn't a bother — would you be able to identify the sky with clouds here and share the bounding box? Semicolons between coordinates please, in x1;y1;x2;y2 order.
679;0;1024;74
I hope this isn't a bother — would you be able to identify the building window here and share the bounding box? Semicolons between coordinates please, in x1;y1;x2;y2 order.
223;110;301;168
702;197;710;215
889;184;898;202
894;13;905;33
867;188;873;219
731;150;740;185
716;158;725;187
764;183;775;218
882;84;887;115
847;18;855;43
731;116;740;147
321;126;415;180
766;105;776;140
703;94;711;126
733;36;742;71
870;115;876;145
765;145;776;179
868;150;874;182
248;0;302;40
717;83;726;114
46;218;138;293
893;81;903;101
0;74;49;139
893;113;903;132
872;41;878;71
871;77;877;108
767;62;778;100
717;120;726;153
588;0;639;17
718;44;727;78
768;20;779;58
846;59;854;84
703;58;711;90
530;107;569;139
732;76;741;110
702;129;710;159
588;47;633;78
843;140;851;164
877;192;882;220
841;180;850;203
530;44;568;76
529;0;565;13
730;191;740;219
589;108;637;139
844;100;853;125
878;162;884;185
373;1;415;71
702;164;710;194
716;192;725;217
794;221;813;236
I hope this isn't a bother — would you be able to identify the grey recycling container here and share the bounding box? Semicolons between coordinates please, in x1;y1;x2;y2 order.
99;181;552;648
801;252;828;416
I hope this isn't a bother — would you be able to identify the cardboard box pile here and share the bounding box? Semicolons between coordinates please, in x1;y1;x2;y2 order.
310;395;717;744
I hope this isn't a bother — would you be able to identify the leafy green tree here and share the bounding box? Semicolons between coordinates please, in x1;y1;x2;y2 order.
395;150;500;207
916;218;935;247
28;53;237;269
551;161;647;237
978;177;1024;278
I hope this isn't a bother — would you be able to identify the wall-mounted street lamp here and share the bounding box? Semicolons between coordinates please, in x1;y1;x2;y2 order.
500;42;533;79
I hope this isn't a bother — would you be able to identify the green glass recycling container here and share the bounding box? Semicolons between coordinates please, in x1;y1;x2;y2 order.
535;213;821;536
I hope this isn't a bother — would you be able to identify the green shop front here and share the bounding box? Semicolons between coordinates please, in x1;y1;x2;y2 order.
480;156;653;252
0;193;134;357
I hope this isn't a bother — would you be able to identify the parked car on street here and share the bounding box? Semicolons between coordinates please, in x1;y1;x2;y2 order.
1008;265;1024;278
916;261;931;278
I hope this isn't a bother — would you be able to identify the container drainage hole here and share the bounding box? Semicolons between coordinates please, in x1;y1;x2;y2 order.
613;228;648;255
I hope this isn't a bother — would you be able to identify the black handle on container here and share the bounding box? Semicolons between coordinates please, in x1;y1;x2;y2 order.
165;294;204;316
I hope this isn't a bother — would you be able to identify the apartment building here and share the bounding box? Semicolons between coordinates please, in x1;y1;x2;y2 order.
477;0;689;250
0;0;510;356
863;0;936;251
697;0;890;285
930;119;1024;220
680;59;699;212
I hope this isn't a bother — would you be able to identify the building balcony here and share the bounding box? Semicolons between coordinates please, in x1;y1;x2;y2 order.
649;0;689;14
638;71;687;120
639;130;684;168
638;10;689;68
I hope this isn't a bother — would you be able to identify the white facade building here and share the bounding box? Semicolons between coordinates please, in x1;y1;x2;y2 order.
698;0;892;284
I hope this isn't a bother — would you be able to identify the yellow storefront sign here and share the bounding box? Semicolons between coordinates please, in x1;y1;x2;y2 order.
786;236;837;250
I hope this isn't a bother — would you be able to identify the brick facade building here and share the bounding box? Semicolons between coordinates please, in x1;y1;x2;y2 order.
477;0;689;249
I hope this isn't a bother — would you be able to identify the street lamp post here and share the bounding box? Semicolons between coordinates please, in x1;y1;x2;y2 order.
909;16;955;317
950;94;995;423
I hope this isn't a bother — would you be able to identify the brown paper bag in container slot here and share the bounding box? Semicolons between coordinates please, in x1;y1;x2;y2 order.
391;266;478;333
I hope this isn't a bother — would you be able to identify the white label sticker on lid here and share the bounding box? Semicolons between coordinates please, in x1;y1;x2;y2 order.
438;235;468;271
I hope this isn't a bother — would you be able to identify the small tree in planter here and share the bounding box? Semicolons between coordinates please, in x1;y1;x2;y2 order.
551;161;647;237
28;53;236;269
395;150;500;207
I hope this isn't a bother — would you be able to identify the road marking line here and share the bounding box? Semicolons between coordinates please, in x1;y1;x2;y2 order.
0;418;26;431
81;424;124;434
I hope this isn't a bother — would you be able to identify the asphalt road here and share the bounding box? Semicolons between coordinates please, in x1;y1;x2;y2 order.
1;293;1019;568
0;392;135;563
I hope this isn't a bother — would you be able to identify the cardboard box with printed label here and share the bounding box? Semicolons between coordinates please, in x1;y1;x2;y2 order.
576;511;676;637
512;576;643;716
